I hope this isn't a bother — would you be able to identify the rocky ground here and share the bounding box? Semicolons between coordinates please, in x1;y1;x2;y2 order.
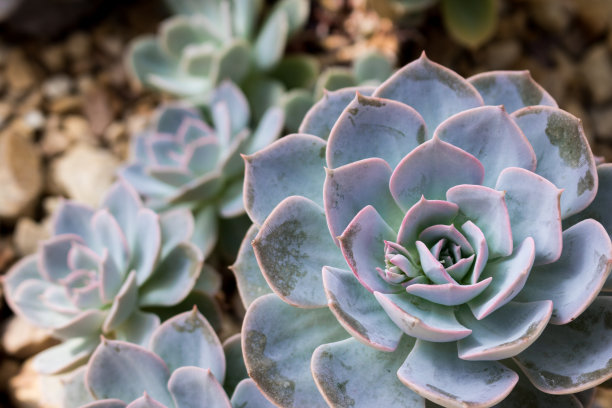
1;0;612;407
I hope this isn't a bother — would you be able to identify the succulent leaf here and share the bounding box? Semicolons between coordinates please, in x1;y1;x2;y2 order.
242;294;349;408
398;340;518;407
311;337;424;408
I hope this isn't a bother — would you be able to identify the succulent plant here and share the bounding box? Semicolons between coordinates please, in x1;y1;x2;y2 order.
120;81;283;258
2;181;221;375
283;50;395;133
62;308;276;408
127;0;317;122
232;54;612;407
369;0;499;49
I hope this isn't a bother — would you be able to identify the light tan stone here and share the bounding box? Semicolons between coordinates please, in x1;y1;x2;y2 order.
0;131;42;219
8;358;64;408
51;143;119;207
1;316;57;359
14;217;50;256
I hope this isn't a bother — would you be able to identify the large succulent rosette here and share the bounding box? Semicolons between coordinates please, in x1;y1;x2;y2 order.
2;182;219;375
64;308;276;408
232;54;612;407
120;81;283;257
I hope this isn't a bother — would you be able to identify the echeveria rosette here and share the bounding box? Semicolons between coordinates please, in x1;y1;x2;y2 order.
1;181;218;375
64;308;276;408
232;54;612;407
120;81;283;257
127;0;316;122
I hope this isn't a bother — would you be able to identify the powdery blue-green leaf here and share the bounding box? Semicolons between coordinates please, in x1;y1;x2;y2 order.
299;86;375;140
243;76;285;122
512;106;598;218
398;340;518;407
390;138;484;212
217;41;251;85
461;221;489;284
159;16;221;59
244;134;327;226
326;94;427;169
168;367;232;408
245;106;284;155
102;271;138;333
281;88;315;134
447;184;513;259
211;81;250;136
253;9;288;70
353;51;394;84
180;41;218;79
100;181;142;247
193;264;221;296
396;197;459;254
514;296;612;394
150;308;224;381
33;336;99;375
271;55;320;90
232;0;263;39
496;167;563;265
114;311;160;347
192;205;218;259
127;36;179;89
222;334;248;396
119;164;175;199
468;237;535;319
242;294;348;408
62;366;96;407
516;219;612;324
311;337;424;408
468;70;557;113
322;266;403;351
86;339;172;405
230;379;277;408
139;242;202;307
314;67;357;100
269;0;310;36
83;400;127;408
434;106;536;187
11;280;73;330
495;363;582;407
49;308;107;341
166;171;224;205
253;196;345;308
457;300;552;360
440;0;498;49
158;208;194;258
231;224;273;308
91;210;129;272
374;292;472;342
40;234;83;282
372;53;483;135
404;278;492;306
53;201;95;241
126;393;165;408
564;164;612;244
338;206;398;294
324;158;403;246
131;209;161;285
218;179;245;218
2;254;39;308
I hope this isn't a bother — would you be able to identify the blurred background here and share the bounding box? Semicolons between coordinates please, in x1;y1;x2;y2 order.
1;0;612;406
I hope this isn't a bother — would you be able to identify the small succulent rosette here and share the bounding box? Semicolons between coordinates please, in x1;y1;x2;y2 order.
63;308;275;408
2;181;220;375
120;81;283;257
127;0;318;121
232;53;612;407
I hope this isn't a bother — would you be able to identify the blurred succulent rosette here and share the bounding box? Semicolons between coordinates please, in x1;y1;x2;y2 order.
2;181;221;374
120;81;283;258
63;308;276;408
232;54;612;407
